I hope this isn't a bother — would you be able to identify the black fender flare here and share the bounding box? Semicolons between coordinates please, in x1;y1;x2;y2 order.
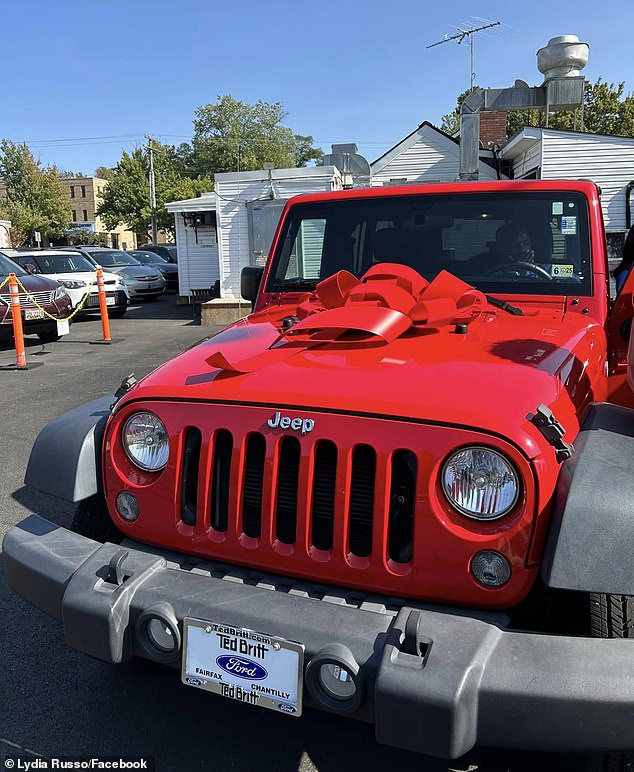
24;395;114;502
542;402;634;595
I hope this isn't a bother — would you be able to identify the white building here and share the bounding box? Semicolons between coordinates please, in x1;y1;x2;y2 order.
166;166;342;315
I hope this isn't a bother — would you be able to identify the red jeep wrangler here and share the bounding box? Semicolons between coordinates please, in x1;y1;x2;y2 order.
5;180;634;761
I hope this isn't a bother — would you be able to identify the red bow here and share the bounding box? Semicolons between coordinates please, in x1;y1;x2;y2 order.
207;264;485;373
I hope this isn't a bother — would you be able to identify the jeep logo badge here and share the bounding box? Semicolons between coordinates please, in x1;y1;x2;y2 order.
267;411;315;435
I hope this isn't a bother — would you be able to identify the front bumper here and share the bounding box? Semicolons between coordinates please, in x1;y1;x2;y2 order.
4;515;634;759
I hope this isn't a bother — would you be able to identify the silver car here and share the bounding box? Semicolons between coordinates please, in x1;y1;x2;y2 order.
75;247;166;301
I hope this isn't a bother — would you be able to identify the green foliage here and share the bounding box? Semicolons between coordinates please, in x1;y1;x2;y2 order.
94;166;115;182
178;95;323;176
97;143;214;239
0;140;72;245
441;78;634;141
66;230;109;246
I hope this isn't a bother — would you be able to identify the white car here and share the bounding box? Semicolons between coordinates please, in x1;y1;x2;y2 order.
11;250;130;317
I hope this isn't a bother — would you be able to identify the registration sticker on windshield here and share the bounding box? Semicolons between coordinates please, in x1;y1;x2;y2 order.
550;264;574;278
552;202;564;215
560;216;577;235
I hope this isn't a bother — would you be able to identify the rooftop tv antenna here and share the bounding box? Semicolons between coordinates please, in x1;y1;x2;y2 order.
427;20;501;92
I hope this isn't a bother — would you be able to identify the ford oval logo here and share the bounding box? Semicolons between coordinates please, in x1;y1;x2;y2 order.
185;677;203;686
278;703;296;714
216;655;268;680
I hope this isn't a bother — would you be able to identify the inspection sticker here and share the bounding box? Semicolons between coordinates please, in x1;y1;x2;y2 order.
182;617;304;716
550;264;575;278
552;202;564;215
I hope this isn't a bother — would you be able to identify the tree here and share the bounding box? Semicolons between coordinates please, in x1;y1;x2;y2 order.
178;95;323;176
441;78;634;140
0;140;72;245
97;142;213;239
94;166;115;182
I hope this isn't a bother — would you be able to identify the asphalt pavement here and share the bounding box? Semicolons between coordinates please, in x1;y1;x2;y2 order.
0;295;596;771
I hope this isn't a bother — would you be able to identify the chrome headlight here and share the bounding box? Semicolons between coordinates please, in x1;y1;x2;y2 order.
123;412;169;471
54;286;71;301
441;447;519;520
61;280;87;289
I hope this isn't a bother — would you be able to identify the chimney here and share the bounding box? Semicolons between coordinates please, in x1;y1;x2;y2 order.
479;111;507;148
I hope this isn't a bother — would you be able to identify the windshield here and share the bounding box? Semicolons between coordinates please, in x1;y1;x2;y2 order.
16;252;95;274
131;250;166;264
87;250;139;267
268;192;592;297
0;253;28;277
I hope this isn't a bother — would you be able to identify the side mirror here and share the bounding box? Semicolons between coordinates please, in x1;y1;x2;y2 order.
241;266;264;307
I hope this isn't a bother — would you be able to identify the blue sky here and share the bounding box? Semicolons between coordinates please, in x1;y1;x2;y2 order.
3;0;632;174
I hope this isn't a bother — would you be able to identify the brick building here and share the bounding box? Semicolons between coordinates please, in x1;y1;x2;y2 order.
63;176;136;249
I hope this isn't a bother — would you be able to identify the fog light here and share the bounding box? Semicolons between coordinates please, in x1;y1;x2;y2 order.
305;643;364;713
116;491;139;521
318;663;357;701
471;550;511;587
136;605;181;663
147;618;176;653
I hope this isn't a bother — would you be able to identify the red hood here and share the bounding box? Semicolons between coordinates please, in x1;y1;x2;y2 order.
125;266;605;457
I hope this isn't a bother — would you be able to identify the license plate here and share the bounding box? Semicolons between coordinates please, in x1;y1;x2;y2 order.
182;618;304;717
24;308;45;320
106;296;115;306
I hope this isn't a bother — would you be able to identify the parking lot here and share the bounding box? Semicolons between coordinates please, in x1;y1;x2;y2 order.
1;296;594;771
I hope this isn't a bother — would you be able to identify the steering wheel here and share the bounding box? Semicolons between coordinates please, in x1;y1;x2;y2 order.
484;261;553;280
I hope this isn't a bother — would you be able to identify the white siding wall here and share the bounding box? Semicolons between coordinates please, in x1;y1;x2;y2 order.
215;169;340;298
540;130;634;231
371;131;499;185
511;142;542;179
174;215;219;296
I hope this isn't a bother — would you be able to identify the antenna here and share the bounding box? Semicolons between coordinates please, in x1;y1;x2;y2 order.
427;20;501;92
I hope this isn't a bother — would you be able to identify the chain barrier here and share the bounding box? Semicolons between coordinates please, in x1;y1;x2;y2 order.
0;276;10;291
12;272;100;322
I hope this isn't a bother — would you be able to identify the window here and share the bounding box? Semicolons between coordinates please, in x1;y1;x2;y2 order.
81;185;86;198
269;192;592;297
82;210;88;222
72;210;77;222
70;186;75;198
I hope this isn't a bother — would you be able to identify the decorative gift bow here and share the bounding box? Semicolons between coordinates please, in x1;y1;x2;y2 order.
207;264;486;374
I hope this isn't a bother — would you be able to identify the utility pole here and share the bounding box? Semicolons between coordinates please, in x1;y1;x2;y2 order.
427;20;500;92
145;135;158;244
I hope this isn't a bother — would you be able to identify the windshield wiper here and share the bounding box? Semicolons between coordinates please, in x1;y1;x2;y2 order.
485;295;524;316
274;278;318;290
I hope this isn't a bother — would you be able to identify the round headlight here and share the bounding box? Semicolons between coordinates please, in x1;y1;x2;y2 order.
123;412;169;471
442;446;519;520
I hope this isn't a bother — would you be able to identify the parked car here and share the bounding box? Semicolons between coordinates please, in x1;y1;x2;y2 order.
129;250;179;292
74;247;166;301
0;252;72;342
12;250;129;318
139;243;178;263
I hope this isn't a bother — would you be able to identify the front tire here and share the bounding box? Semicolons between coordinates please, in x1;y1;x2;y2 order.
71;494;123;543
37;329;62;343
590;594;634;772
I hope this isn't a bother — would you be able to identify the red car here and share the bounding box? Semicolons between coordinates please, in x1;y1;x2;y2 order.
5;180;634;763
0;252;72;342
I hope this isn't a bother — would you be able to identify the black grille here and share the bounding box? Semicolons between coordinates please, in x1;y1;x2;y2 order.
242;433;266;538
180;428;201;526
349;445;376;558
388;450;417;563
275;437;300;544
311;441;337;550
210;430;233;531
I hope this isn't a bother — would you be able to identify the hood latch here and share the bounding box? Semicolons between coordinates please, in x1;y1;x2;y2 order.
529;404;574;462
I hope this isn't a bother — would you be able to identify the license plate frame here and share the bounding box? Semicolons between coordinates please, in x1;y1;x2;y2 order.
24;308;45;320
181;617;304;717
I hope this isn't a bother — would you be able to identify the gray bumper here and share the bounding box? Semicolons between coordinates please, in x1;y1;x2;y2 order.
4;515;634;759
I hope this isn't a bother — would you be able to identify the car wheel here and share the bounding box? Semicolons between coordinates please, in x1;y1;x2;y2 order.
71;494;123;543
37;330;62;343
590;594;634;771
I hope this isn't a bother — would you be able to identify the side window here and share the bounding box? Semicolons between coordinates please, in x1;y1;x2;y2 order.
285;219;326;279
